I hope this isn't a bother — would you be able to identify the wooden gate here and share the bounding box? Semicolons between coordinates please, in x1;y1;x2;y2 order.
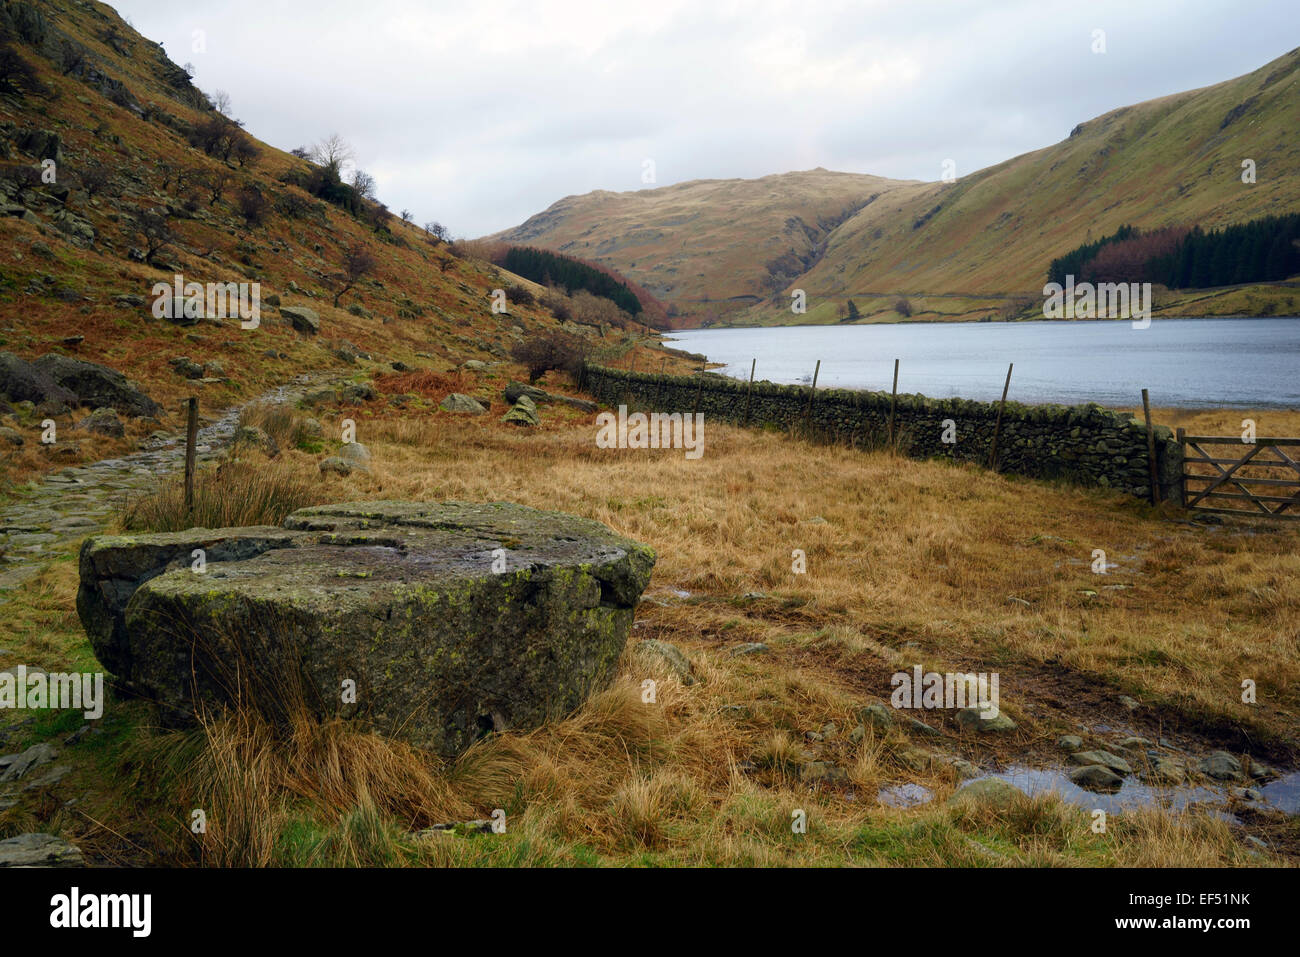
1178;431;1300;520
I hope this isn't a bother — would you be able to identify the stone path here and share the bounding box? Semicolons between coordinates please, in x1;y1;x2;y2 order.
0;374;341;602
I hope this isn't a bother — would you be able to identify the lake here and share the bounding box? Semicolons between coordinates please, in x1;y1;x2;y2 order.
664;318;1300;409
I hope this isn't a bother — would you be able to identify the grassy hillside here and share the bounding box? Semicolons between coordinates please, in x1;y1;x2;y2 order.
495;168;921;325
498;48;1300;325
0;0;691;491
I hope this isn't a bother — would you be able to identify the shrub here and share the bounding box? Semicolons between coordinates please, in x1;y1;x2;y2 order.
510;330;584;384
236;186;269;225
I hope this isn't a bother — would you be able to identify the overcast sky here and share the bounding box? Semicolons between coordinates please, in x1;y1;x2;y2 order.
112;0;1298;238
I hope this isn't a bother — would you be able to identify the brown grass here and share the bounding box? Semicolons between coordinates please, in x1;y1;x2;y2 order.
119;459;324;532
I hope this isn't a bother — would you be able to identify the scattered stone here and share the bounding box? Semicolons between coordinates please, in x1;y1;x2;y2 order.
878;783;934;807
462;360;489;372
728;642;768;657
1229;787;1262;802
1200;751;1244;782
635;638;695;686
947;778;1025;810
0;742;57;783
440;393;486;414
1069;750;1133;775
857;703;893;730
800;761;848;785
1057;734;1084;752
1069;764;1124;791
1117;695;1140;711
502;395;540;427
233;426;279;458
76;407;124;437
338;442;371;470
1118;736;1154;750
956;707;1017;733
318;456;353;476
0;426;23;447
340;382;376;404
848;725;865;744
0;833;85;868
281;305;320;335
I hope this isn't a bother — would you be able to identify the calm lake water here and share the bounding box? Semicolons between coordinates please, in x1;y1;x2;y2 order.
665;318;1300;409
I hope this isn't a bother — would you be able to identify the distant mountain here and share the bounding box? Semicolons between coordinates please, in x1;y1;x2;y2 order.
497;47;1300;325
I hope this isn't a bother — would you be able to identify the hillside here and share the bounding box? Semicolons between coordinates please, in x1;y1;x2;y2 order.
497;47;1300;325
0;0;678;491
495;169;923;324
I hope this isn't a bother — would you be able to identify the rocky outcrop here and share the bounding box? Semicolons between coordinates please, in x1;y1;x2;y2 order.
29;354;160;417
280;306;320;335
77;501;655;756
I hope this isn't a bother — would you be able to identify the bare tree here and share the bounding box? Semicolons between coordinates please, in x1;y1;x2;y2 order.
208;89;232;116
309;134;355;175
332;243;378;307
350;169;376;200
202;168;235;205
399;209;413;223
133;207;176;262
424;221;449;244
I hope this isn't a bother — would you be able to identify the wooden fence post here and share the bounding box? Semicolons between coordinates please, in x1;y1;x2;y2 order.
742;358;756;426
1176;427;1186;506
802;360;821;431
988;362;1013;470
888;359;899;449
1142;388;1161;504
183;397;198;518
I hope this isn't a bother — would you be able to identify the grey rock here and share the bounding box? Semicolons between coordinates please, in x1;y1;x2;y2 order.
76;407;124;437
338;442;371;469
502;395;539;427
0;833;85;868
635;638;695;686
0;742;57;783
233;426;279;458
728;642;768;657
1200;751;1244;782
77;501;655;757
318;456;353;476
32;354;160;417
1069;764;1124;791
1057;734;1084;752
1069;750;1133;775
0;351;78;408
947;778;1025;810
440;393;486;414
956;707;1017;733
280;305;320;334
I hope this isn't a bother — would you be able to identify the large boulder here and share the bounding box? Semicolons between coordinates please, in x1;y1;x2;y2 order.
31;354;160;417
280;306;320;335
440;393;486;414
0;351;77;407
77;501;656;757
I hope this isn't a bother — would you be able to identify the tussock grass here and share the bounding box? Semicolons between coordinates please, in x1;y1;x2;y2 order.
119;460;324;532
